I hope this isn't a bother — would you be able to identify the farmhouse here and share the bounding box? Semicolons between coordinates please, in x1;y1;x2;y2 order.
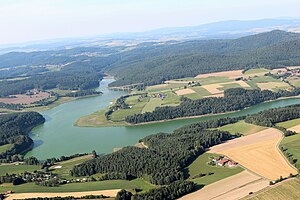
217;158;229;166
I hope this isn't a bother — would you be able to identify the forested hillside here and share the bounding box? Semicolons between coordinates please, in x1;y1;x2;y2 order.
107;30;300;86
1;30;300;97
70;117;240;185
0;112;45;162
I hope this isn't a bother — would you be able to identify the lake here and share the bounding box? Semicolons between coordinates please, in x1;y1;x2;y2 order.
26;78;300;159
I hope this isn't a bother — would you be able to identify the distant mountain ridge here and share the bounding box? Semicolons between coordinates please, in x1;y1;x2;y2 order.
1;18;300;55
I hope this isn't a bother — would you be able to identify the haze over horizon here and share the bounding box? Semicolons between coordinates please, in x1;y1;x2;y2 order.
1;0;300;45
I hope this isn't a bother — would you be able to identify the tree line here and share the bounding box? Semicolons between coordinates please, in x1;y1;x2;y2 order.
125;88;300;124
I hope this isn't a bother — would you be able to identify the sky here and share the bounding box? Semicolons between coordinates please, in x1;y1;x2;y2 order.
0;0;300;45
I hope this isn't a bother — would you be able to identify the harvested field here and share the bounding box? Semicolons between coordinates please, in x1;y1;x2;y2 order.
0;91;50;105
287;66;300;70
257;82;290;91
175;88;196;96
288;124;300;133
6;189;120;200
209;128;297;180
205;93;224;98
202;80;250;95
195;70;243;79
180;171;268;200
146;84;168;90
272;68;288;74
246;178;300;200
202;84;223;94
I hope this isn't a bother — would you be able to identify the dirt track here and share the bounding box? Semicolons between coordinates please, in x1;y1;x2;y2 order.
180;171;269;200
6;189;120;200
209;128;297;180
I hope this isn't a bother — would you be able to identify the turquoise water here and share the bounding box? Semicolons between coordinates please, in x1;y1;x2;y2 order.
26;79;300;159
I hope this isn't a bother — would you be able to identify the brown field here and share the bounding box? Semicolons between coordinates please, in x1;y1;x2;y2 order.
288;124;300;133
272;68;288;74
146;84;168;90
202;80;250;95
245;178;300;200
202;84;223;94
6;189;120;200
209;128;297;180
205;93;225;98
175;88;196;96
287;66;300;70
0;91;50;105
180;171;269;200
257;82;290;91
195;70;243;79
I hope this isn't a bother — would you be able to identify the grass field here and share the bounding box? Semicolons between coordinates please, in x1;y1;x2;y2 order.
50;155;93;179
218;83;243;91
187;153;244;186
0;178;157;193
146;82;187;92
244;68;270;75
0;144;12;154
78;68;296;127
75;109;128;127
142;98;162;113
287;77;300;87
111;96;149;121
246;76;288;90
218;120;267;136
0;164;40;176
280;133;300;168
277;118;300;129
247;178;300;200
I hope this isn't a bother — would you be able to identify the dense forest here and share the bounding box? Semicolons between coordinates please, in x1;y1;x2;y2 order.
0;112;45;162
0;70;102;97
125;88;300;124
245;104;300;134
108;30;300;87
70;117;240;185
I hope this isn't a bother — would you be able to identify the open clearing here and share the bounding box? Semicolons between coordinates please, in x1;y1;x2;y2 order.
175;88;196;96
202;80;250;95
0;144;12;154
180;170;269;200
0;178;156;193
195;70;243;79
187;153;243;186
0;91;50;105
6;189;120;200
257;82;290;91
280;133;300;168
49;155;93;179
0;164;40;176
218;120;267;136
277;118;300;129
246;178;300;200
209;128;297;180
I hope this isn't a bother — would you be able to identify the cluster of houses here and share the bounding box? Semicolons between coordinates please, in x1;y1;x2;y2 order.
211;156;238;168
151;93;167;100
